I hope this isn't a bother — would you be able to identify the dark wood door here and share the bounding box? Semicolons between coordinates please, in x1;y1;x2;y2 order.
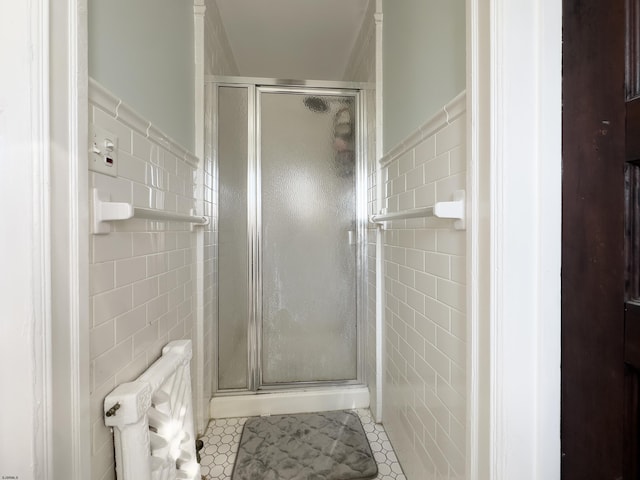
563;0;640;478
624;1;640;474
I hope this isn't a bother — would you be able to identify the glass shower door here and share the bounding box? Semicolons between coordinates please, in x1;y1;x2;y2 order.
217;86;250;390
258;89;358;385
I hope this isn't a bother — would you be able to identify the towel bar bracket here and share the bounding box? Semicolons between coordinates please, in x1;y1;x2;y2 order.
92;188;209;234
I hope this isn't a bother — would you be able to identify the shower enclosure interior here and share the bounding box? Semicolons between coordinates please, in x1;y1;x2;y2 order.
207;77;369;407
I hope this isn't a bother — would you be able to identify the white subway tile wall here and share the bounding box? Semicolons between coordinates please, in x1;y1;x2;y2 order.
381;107;466;480
89;87;200;480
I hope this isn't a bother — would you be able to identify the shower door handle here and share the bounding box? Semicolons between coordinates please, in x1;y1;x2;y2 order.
347;230;356;245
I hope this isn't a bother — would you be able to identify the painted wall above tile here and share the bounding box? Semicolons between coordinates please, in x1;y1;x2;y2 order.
88;0;195;151
382;0;465;154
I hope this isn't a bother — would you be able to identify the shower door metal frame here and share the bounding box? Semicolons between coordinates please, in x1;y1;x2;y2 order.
209;76;370;395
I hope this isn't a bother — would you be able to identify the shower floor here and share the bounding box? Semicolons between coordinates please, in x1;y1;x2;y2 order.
199;408;406;480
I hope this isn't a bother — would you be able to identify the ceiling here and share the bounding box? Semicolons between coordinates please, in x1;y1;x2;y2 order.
214;0;371;81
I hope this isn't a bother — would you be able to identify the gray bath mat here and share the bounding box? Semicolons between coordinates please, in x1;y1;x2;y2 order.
231;410;378;480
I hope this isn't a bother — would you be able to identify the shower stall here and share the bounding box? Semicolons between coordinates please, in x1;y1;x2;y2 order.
205;77;371;417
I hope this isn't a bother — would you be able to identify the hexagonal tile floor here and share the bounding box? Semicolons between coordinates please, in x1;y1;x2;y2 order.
198;408;406;480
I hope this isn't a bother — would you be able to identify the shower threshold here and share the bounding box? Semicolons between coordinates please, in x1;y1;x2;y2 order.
209;385;370;419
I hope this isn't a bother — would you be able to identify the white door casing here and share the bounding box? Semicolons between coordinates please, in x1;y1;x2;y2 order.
0;0;562;477
466;0;562;478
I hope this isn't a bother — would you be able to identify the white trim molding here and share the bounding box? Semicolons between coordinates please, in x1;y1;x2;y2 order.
467;0;562;478
465;0;487;478
48;0;91;479
193;0;207;435
373;0;384;424
89;79;200;167
0;1;54;478
532;1;562;477
378;91;465;168
32;0;53;475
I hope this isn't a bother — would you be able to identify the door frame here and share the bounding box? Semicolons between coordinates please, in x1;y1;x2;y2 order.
209;78;369;393
2;0;91;478
466;0;562;478
50;0;91;478
23;0;563;477
0;1;56;478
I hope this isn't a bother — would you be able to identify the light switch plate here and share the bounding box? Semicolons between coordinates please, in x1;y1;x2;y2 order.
89;125;118;177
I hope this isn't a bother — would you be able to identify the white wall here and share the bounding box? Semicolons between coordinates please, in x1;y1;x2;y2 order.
204;0;239;76
88;82;200;480
382;0;465;153
343;0;376;83
88;0;195;151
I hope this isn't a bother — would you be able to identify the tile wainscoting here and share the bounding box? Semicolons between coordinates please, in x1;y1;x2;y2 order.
88;79;203;480
380;92;467;480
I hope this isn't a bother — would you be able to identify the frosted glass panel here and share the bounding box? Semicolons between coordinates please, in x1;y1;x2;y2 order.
218;87;249;390
260;92;357;384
